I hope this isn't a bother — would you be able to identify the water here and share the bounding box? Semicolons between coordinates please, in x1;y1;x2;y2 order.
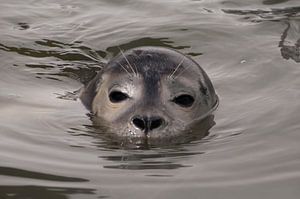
1;0;300;198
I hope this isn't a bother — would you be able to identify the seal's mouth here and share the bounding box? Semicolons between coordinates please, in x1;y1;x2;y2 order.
90;115;215;149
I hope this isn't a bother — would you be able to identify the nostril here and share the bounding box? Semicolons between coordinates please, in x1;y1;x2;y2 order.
132;117;146;130
132;116;165;132
149;118;164;130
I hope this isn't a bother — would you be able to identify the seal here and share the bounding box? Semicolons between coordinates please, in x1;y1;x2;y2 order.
80;46;218;142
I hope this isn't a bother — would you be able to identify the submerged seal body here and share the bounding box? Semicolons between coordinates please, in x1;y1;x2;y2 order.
80;46;218;141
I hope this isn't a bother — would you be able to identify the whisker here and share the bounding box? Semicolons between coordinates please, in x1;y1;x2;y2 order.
169;56;185;79
132;62;139;77
74;49;97;61
118;47;137;76
117;61;131;76
173;64;193;80
84;54;103;65
68;48;103;68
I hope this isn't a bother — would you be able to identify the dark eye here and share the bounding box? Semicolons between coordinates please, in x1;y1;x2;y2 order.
172;94;195;108
109;91;129;103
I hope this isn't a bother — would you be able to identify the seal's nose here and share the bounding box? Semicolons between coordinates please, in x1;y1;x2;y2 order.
132;116;164;133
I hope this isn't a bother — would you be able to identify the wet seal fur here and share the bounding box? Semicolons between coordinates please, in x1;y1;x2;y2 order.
80;46;218;145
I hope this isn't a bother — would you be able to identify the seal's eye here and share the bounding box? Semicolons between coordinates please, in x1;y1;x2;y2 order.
172;94;195;108
109;91;129;103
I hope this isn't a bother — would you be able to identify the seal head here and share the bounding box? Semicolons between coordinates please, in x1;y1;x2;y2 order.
80;47;218;142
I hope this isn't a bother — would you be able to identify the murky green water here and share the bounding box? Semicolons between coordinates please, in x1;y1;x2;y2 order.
1;0;300;198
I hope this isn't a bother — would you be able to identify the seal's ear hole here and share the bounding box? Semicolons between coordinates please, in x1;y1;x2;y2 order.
109;91;129;103
172;94;195;108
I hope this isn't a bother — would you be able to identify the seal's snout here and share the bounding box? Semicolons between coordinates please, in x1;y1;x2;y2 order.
131;116;165;134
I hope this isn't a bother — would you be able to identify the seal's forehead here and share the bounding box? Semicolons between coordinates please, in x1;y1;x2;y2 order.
105;47;201;78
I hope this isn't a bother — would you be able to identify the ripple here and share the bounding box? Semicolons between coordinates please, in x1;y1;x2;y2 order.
0;167;88;182
1;0;300;198
223;6;300;22
0;185;96;199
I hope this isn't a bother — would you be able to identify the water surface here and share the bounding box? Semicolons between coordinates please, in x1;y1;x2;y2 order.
1;0;300;198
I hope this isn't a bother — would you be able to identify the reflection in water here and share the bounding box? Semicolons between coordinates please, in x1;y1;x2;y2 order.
0;167;88;182
101;150;202;170
279;22;300;62
107;37;202;57
223;7;300;63
0;153;95;198
106;37;191;57
0;41;101;61
223;6;300;22
0;167;94;198
263;0;290;5
0;186;96;199
0;41;104;84
17;22;30;30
